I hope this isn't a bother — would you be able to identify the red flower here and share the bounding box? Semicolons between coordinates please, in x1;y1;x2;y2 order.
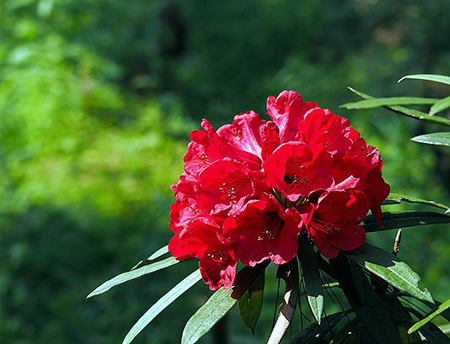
267;90;318;142
305;190;370;258
177;217;237;290
168;90;390;290
223;195;307;266
264;142;333;201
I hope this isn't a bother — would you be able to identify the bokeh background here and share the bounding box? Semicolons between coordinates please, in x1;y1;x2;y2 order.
1;0;450;343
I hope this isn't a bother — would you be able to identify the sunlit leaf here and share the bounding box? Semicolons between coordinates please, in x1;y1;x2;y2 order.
346;87;450;127
344;243;433;303
182;262;268;344
87;256;179;298
298;234;324;324
430;96;450;116
123;270;201;344
238;272;265;334
131;245;170;270
406;306;450;344
408;299;450;334
341;97;439;110
362;211;450;233
411;132;450;147
383;193;449;211
398;74;450;86
399;295;450;323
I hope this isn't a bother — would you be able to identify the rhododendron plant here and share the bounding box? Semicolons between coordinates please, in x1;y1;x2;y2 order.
169;90;390;290
89;79;450;344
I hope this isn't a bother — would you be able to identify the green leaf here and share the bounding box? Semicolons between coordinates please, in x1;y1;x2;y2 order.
411;132;450;147
289;312;346;344
298;234;324;324
182;262;268;344
346;87;450;127
341;97;439;110
362;211;450;233
238;272;265;334
131;245;170;270
330;255;403;344
406;307;450;344
344;243;433;303
382;193;449;211
398;74;450;86
87;256;179;298
408;299;450;334
399;295;450;323
123;269;201;344
430;96;450;116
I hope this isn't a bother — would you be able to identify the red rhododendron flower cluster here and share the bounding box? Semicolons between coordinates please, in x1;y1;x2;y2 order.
169;91;390;290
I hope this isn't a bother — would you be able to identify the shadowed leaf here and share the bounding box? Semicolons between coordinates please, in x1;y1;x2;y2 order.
289;312;346;344
238;271;265;333
330;255;403;344
362;211;450;232
298;234;324;324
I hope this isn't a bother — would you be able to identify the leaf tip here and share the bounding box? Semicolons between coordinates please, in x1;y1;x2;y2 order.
86;290;97;299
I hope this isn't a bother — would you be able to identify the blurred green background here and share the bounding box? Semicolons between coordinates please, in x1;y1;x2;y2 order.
1;0;449;343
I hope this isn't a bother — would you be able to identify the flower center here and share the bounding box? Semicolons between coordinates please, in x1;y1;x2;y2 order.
310;218;340;233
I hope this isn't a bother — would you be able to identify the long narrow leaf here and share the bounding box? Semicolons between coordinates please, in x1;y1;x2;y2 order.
131;245;170;270
182;262;268;344
298;234;324;324
346;87;450;127
411;132;450;147
398;74;450;86
399;295;450;323
362;211;450;233
406;307;450;344
344;243;433;303
408;299;450;334
87;256;179;298
341;97;439;110
430;96;450;116
123;270;201;344
382;193;449;211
